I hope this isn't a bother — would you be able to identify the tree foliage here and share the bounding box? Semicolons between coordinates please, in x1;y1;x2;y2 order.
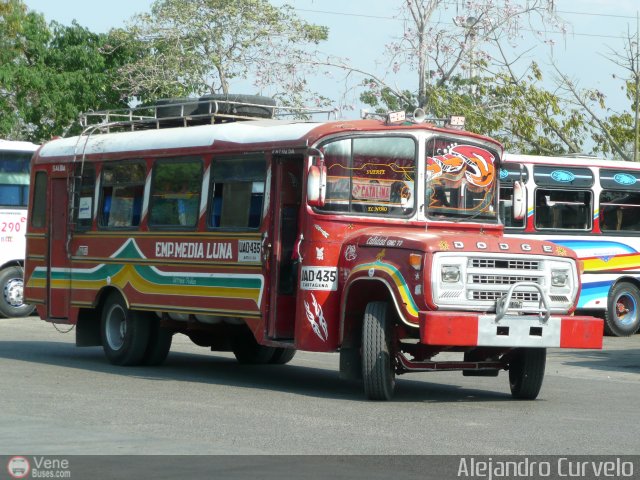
0;0;138;142
116;0;329;106
353;0;596;155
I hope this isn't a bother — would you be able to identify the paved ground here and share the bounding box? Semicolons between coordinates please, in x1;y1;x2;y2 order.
1;316;639;455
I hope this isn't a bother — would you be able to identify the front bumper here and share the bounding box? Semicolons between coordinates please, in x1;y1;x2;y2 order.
419;311;603;349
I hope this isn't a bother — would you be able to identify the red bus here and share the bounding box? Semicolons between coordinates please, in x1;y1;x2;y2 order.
24;98;602;400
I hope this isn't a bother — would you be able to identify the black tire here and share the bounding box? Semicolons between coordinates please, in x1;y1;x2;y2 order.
509;348;546;400
0;266;36;318
604;282;640;336
100;292;150;366
362;301;396;401
142;315;173;366
231;331;277;364
197;94;276;119
269;347;296;365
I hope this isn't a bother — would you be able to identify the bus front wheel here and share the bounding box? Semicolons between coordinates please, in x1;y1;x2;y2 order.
231;330;277;364
0;266;36;318
605;282;640;337
362;301;396;401
101;292;150;366
508;348;546;400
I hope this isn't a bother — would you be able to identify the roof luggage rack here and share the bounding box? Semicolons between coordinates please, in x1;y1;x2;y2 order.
79;94;336;133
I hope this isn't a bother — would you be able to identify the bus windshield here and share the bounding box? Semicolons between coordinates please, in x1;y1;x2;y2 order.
425;137;498;221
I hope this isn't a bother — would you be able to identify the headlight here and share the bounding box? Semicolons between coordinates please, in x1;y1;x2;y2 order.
441;265;461;283
551;269;569;287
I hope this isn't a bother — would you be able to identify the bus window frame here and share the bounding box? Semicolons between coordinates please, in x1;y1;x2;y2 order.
148;156;204;231
0;149;32;208
599;189;640;234
207;154;267;232
73;163;97;232
533;187;593;232
313;134;418;219
30;171;48;229
97;159;147;230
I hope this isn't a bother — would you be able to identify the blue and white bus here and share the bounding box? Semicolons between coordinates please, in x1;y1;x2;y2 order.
500;153;640;336
0;139;37;317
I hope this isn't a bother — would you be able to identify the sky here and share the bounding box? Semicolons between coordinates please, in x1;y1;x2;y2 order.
21;0;640;126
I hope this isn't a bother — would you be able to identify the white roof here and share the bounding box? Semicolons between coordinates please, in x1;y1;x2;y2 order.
503;152;640;171
38;121;323;158
0;139;39;152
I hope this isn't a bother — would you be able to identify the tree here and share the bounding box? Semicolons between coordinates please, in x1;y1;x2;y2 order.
116;0;329;107
0;0;140;142
339;0;593;154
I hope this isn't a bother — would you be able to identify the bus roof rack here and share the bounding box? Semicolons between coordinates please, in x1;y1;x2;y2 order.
79;94;337;133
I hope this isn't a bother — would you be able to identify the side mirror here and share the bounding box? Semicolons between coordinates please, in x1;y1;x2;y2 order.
512;180;526;220
307;165;327;207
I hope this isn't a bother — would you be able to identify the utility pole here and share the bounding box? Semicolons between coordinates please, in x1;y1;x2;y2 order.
635;11;639;161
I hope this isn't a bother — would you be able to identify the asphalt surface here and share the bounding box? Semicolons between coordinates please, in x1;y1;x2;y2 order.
1;315;639;455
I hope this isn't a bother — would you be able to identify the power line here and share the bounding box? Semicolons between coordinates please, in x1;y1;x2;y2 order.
557;9;636;20
292;6;636;41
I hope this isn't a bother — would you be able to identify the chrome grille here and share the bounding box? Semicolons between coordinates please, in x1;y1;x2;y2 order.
433;252;577;314
471;274;540;285
471;291;540;302
469;259;541;270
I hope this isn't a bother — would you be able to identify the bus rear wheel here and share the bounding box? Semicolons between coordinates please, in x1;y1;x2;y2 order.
142;315;173;366
362;301;396;401
101;292;150;366
508;348;546;400
605;282;640;336
0;266;36;318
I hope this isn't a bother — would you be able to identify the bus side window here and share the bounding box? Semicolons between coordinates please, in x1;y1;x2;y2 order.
30;171;48;228
99;162;146;229
0;148;31;207
149;157;202;228
535;189;591;230
499;186;525;228
74;163;96;230
209;157;265;229
600;190;640;233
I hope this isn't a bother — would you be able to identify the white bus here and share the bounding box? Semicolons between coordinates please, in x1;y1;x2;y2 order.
0;139;37;317
500;153;640;336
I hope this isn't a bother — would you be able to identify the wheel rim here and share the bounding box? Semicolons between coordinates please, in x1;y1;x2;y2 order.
105;304;127;350
3;278;25;308
614;293;638;327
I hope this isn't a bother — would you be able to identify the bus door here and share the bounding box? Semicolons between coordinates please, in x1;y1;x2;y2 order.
48;177;71;319
265;154;303;340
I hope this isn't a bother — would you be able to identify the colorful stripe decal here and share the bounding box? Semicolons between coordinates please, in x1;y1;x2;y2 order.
550;239;640;272
28;238;264;307
351;260;419;318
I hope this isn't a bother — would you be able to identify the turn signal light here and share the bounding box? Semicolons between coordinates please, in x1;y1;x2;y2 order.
409;253;422;270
